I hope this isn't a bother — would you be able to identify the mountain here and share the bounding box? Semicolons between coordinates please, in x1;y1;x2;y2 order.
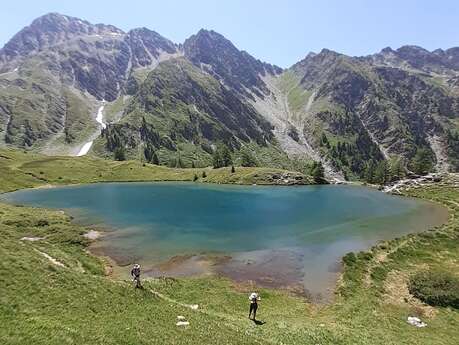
92;58;279;167
183;29;282;99
0;13;178;153
251;48;459;178
0;13;458;180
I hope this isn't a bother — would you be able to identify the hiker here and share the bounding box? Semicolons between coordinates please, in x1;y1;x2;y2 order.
131;263;141;288
248;292;260;320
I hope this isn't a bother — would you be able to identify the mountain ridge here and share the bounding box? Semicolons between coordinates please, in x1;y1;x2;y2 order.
0;12;458;180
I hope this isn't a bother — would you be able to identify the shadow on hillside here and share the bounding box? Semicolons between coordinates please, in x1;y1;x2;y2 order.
253;320;266;326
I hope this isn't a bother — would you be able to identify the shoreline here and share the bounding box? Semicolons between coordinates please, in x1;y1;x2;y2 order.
0;173;316;196
5;178;450;302
1;174;455;304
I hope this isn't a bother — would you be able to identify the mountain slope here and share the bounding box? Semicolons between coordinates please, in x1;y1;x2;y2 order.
0;13;179;152
92;58;284;167
260;48;459;178
0;12;458;179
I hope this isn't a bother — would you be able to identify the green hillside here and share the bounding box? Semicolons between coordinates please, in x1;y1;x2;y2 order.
0;165;458;344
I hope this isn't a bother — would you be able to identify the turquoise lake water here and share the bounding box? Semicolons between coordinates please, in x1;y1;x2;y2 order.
3;182;448;300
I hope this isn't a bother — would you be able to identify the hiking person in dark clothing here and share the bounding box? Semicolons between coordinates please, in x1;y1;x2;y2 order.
131;263;141;288
248;292;260;320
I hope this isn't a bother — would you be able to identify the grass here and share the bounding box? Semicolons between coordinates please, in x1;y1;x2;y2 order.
104;96;129;124
276;70;312;115
0;148;312;194
0;148;458;344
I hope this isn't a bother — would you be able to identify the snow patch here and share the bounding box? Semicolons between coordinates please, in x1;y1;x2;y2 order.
76;102;106;156
95;102;106;129
77;141;94;156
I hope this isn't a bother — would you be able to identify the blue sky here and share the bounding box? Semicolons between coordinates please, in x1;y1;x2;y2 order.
1;0;459;67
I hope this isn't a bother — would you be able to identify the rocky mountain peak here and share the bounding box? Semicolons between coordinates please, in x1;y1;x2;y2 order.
393;45;448;71
396;45;430;54
0;12;124;65
183;29;240;64
292;48;343;72
318;48;341;56
29;12;124;36
183;29;281;99
125;27;178;68
380;46;394;54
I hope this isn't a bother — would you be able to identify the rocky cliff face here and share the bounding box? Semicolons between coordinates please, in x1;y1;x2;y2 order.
183;29;282;99
0;13;123;66
367;45;459;74
0;13;458;178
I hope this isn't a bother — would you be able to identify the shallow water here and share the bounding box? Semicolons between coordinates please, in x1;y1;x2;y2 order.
3;182;448;300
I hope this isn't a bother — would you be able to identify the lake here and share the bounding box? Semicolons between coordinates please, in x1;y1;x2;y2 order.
2;182;448;301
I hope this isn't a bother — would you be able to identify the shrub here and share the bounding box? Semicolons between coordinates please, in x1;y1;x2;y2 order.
36;219;49;227
408;270;459;308
343;252;357;266
241;149;257;167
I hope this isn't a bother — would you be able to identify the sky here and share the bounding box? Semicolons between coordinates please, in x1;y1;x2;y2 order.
1;0;459;68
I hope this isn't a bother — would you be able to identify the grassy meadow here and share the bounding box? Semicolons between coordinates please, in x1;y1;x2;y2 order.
0;148;312;193
0;148;458;344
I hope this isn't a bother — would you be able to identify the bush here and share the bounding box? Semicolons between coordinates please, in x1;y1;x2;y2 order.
241;149;257;167
408;270;459;308
36;219;49;227
342;252;357;266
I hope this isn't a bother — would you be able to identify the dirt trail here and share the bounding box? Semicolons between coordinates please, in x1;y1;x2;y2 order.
34;249;66;267
111;280;273;345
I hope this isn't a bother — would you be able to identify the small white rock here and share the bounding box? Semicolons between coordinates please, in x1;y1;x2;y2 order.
20;236;44;241
407;316;427;328
176;321;189;327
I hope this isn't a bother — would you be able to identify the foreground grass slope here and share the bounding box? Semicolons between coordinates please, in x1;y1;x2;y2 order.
0;149;458;344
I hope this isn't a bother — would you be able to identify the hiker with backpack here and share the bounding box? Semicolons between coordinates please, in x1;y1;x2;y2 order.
248;292;260;320
131;263;141;288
